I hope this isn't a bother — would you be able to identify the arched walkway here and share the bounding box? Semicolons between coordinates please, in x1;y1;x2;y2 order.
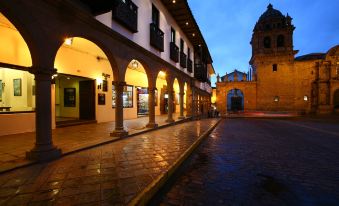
53;37;115;126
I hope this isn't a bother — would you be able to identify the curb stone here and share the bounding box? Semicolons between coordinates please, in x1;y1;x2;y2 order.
128;118;222;206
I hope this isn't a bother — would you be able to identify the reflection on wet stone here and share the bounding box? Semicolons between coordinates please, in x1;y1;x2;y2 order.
0;119;218;205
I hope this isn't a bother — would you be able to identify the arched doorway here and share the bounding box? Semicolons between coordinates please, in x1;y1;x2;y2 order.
227;88;244;112
334;89;339;112
54;37;114;126
0;12;35;136
124;59;149;118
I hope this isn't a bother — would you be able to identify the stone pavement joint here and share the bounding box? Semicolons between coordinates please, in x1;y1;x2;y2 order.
0;118;219;206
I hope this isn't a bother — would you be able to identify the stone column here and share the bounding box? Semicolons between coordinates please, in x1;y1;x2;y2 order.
111;81;128;137
178;91;185;119
146;87;158;128
166;86;175;123
26;67;61;162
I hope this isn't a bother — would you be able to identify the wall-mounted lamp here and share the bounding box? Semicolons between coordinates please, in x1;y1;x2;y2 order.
274;96;279;102
304;95;308;101
64;38;73;46
1;82;5;90
131;60;138;69
97;78;103;90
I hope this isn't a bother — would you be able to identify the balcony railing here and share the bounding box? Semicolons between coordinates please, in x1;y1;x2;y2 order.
187;59;193;73
112;0;138;33
194;63;207;82
170;42;179;62
180;52;187;68
150;23;164;52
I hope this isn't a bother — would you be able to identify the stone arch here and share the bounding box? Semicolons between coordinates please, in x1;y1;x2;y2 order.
53;35;119;82
226;88;244;112
0;12;34;67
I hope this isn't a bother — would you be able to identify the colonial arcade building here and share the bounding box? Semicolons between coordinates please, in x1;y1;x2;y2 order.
0;0;214;161
216;4;339;115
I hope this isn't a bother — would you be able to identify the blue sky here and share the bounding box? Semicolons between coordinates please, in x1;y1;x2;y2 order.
188;0;339;86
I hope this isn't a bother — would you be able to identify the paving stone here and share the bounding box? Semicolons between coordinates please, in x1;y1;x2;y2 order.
153;118;339;205
0;119;218;205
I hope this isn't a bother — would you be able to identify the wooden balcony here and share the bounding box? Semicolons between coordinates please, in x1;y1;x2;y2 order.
194;63;207;82
150;23;164;52
187;59;193;73
170;42;179;62
112;0;138;33
180;52;187;68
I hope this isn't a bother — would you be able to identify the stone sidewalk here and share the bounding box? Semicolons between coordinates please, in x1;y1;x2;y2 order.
0;118;219;206
0;114;185;173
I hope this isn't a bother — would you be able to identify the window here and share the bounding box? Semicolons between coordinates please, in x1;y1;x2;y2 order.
277;35;285;47
152;5;159;27
273;64;278;72
112;84;133;108
264;36;271;48
0;68;35;113
171;27;176;43
187;47;191;59
180;39;184;52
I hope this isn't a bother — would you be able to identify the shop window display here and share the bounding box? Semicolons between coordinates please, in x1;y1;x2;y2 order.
0;68;35;112
137;87;149;115
112;84;133;108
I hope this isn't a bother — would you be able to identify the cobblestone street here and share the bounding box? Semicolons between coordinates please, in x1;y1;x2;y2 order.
153;118;339;206
0;119;218;206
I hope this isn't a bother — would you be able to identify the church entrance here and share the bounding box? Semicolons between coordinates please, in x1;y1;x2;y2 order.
227;89;244;112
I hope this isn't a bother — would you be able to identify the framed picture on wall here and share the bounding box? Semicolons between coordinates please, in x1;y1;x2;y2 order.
98;93;105;105
32;85;35;96
64;88;76;107
13;78;22;96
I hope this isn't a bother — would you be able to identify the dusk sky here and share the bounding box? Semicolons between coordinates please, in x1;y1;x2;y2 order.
188;0;339;86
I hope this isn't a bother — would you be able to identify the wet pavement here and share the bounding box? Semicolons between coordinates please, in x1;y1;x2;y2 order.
0;118;218;206
152;118;339;206
0;113;185;173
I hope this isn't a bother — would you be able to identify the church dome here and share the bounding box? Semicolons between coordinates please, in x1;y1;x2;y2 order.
258;4;284;22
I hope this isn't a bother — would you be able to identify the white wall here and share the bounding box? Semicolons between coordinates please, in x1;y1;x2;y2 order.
96;0;195;77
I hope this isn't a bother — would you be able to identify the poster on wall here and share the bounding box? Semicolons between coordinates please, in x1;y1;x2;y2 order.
112;84;133;108
98;93;105;105
0;80;2;102
64;88;76;107
13;78;22;96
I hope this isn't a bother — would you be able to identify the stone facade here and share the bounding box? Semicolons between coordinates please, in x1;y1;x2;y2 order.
216;4;339;115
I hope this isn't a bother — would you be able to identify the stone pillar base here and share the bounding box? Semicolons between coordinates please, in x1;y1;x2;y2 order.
110;129;128;137
146;123;158;128
178;116;185;120
26;146;61;162
165;119;175;123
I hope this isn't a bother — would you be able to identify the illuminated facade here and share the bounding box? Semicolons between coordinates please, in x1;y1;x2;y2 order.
216;4;339;115
0;0;214;161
